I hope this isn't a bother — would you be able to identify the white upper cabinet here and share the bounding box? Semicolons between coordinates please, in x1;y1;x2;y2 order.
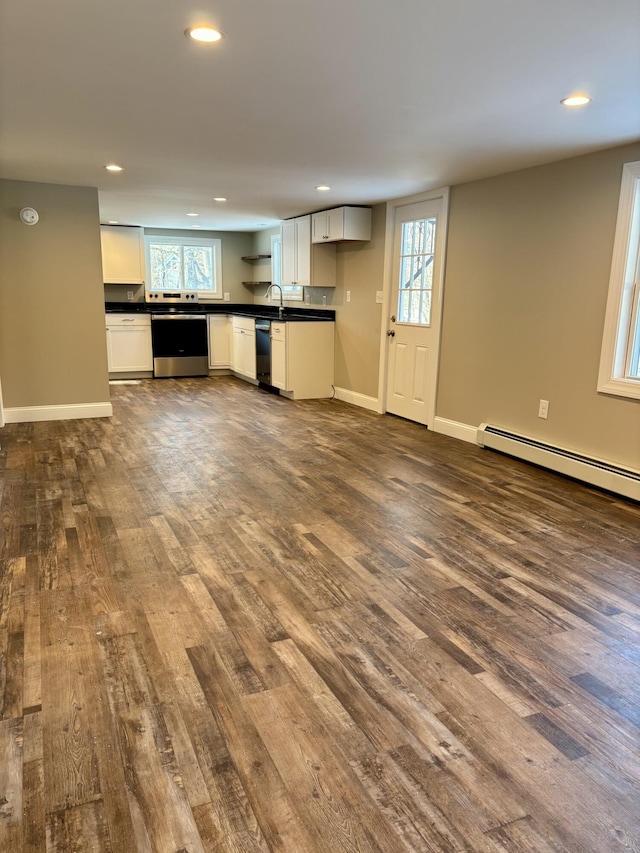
281;215;336;287
311;207;371;244
100;225;145;284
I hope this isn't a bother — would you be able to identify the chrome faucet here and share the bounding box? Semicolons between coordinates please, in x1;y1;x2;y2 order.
265;283;285;319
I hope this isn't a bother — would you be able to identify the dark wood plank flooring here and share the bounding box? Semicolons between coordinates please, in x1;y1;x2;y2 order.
1;376;639;852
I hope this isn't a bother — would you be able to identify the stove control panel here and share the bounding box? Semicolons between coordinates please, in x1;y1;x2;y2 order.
145;292;199;303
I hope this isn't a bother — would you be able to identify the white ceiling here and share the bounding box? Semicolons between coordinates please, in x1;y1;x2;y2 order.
1;0;639;231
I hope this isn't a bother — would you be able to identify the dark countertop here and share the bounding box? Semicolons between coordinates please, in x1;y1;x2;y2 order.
105;302;335;322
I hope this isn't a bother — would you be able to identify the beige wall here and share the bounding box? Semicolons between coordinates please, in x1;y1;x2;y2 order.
144;228;254;303
104;281;145;303
333;204;386;398
437;142;640;469
0;179;110;409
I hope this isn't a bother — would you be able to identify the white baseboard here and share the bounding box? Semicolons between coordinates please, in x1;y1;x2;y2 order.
333;387;380;412
3;401;113;424
433;416;477;444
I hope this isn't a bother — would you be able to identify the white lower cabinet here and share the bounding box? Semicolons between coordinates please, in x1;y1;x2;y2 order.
105;314;152;373
232;316;257;380
208;315;231;368
271;324;287;390
271;321;334;399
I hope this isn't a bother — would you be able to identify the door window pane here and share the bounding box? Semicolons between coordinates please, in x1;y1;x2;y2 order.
397;217;436;325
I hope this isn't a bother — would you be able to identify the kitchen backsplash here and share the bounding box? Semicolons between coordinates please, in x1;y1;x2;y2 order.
103;283;145;303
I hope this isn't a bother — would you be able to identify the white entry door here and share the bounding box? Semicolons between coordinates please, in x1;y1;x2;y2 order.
385;198;446;426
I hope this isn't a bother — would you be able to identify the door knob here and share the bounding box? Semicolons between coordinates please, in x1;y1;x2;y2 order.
387;330;395;337
390;315;396;323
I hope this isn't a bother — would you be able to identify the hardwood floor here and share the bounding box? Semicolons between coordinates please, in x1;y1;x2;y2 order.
1;376;639;852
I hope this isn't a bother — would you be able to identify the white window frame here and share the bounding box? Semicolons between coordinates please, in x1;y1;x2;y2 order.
271;233;303;301
145;234;223;300
598;161;640;399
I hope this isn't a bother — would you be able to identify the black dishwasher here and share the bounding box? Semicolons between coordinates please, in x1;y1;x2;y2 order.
255;320;271;385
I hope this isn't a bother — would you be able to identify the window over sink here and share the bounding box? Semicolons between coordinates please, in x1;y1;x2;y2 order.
145;235;222;298
271;233;303;301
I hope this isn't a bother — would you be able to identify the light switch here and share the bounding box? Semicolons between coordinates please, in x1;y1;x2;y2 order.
376;291;384;304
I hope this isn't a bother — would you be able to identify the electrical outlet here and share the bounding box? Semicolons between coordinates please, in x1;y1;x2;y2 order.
127;290;134;301
376;291;384;304
305;292;311;305
346;290;351;303
224;292;230;302
538;399;549;419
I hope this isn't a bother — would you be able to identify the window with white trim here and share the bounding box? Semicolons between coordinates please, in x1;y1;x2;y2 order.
598;161;640;399
145;235;223;299
271;234;303;301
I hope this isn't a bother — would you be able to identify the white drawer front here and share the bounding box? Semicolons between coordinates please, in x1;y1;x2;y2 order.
105;313;150;327
232;315;255;332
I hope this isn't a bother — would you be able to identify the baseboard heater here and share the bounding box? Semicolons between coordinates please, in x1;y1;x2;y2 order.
477;424;640;502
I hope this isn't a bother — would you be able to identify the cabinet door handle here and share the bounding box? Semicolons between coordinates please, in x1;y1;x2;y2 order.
123;318;135;322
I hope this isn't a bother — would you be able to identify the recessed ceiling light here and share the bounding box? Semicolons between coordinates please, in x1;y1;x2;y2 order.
186;26;223;43
316;185;331;191
191;225;201;228
186;212;199;217
213;197;227;202
105;164;123;172
560;94;592;107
